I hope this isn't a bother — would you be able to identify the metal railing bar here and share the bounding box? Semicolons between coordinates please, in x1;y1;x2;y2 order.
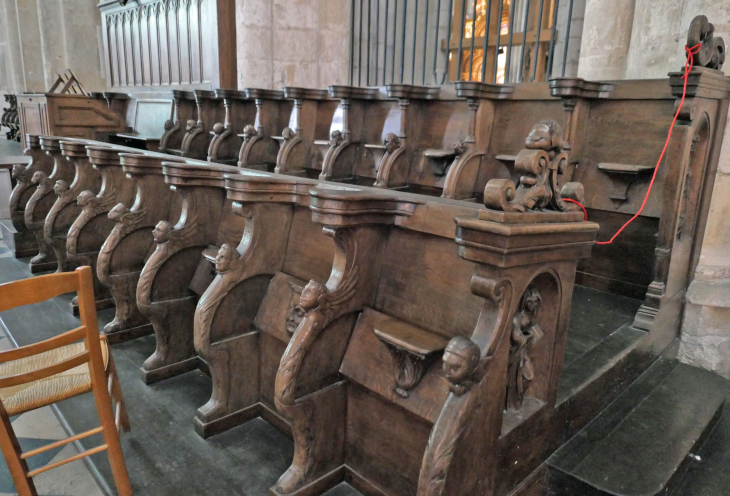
359;0;364;85
443;0;454;84
433;0;442;84
531;0;546;81
376;0;380;85
422;0;430;84
504;0;518;83
480;0;492;82
456;0;467;81
468;0;477;80
561;0;574;76
367;0;372;85
492;0;504;83
518;0;532;82
412;0;418;83
400;0;407;82
546;0;560;79
384;0;390;84
350;0;355;84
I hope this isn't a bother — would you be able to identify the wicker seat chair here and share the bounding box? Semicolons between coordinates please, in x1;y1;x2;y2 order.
0;266;132;496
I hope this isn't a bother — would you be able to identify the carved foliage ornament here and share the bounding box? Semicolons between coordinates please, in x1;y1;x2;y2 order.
484;121;585;213
687;15;725;70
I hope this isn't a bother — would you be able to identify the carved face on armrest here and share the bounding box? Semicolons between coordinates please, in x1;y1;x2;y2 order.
108;203;129;222
242;124;257;142
152;220;172;244
53;180;69;197
299;280;328;312
442;336;480;389
214;243;240;273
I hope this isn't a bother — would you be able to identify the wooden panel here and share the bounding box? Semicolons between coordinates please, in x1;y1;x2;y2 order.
374;228;482;339
101;0;231;90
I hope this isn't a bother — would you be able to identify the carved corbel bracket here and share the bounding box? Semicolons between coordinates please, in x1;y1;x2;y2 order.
374;320;448;398
597;162;655;207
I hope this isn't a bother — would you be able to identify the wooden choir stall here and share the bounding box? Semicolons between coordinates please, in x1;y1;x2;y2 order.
3;14;729;496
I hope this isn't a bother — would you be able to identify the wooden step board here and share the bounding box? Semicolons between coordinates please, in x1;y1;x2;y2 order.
548;357;729;496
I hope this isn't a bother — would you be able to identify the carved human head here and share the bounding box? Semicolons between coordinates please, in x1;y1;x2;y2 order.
213;122;225;135
384;133;400;154
521;287;543;314
76;190;95;207
152;220;172;244
32;171;45;184
330;129;343;146
453;139;468;156
53;180;69;197
242;124;257;141
186;119;197;132
108;203;128;222
215;243;239;273
11;164;24;180
163;119;175;131
442;336;480;385
282;127;295;140
299;280;327;311
525;121;563;155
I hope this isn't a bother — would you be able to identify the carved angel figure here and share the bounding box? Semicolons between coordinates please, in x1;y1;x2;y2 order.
11;163;26;181
506;288;543;412
329;130;343;147
76;190;97;207
242;124;257;142
53;180;70;198
442;336;481;396
152;220;172;244
384;132;400;154
453;139;468;156
214;243;239;273
108;203;130;222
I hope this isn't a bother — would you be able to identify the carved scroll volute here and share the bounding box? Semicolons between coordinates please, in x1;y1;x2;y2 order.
418;276;513;496
687;15;725;70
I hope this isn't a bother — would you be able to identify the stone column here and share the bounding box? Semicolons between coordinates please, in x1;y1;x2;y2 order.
577;0;636;80
1;0;25;92
624;0;685;79
236;0;274;88
36;0;67;89
14;0;45;92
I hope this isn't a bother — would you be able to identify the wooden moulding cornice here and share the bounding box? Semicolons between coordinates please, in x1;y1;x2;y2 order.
39;136;65;153
161;161;239;188
172;90;196;101
454;211;598;268
548;78;614;99
192;90;216;103
86;145;123;167
283;87;330;101
214;89;248;101
668;66;730;99
386;84;441;100
60;140;93;159
455;81;515;100
328;85;379;100
244;88;285;100
224;172;316;205
119;153;169;176
25;134;41;147
308;186;421;227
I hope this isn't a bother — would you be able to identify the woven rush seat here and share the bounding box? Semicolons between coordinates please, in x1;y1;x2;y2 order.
0;340;109;416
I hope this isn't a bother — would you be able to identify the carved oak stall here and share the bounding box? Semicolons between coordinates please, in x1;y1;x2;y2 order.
97;153;183;344
237;89;292;172
273;87;339;177
0;135;55;261
207;90;256;165
165;90;220;159
135;160;247;384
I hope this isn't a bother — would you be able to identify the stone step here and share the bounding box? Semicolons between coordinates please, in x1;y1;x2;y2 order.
548;356;728;496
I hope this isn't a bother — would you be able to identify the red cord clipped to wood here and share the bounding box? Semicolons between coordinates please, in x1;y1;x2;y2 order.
570;42;702;245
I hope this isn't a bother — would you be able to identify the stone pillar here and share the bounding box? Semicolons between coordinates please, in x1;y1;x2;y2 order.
15;0;45;92
1;0;25;92
36;0;67;89
577;0;636;80
236;0;349;90
624;0;685;79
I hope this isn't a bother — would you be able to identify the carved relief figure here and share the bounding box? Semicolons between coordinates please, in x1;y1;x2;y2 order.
164;119;175;131
453;139;468;156
285;282;305;335
442;336;481;396
282;127;295;141
53;180;71;199
212;123;225;135
185;119;198;133
484;120;584;213
506;288;543;412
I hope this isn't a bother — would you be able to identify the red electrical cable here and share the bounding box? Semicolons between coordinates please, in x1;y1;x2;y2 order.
569;43;702;245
